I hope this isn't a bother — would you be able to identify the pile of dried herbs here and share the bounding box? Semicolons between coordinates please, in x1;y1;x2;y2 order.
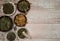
14;14;27;27
18;28;28;39
17;0;30;13
0;16;13;32
7;32;16;41
3;3;14;14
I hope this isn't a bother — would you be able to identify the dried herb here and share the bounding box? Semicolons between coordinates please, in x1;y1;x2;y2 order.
18;28;28;39
14;14;27;27
7;32;16;41
3;3;14;14
17;0;30;13
0;16;13;32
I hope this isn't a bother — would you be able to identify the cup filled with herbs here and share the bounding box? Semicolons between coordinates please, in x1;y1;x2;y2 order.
17;0;30;13
1;2;16;16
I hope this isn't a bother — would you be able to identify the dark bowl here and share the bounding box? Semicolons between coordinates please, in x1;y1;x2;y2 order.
0;16;13;32
17;28;28;39
7;32;16;41
14;14;27;27
17;0;30;13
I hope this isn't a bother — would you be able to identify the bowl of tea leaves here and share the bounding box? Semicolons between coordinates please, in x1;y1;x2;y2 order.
17;0;30;13
1;2;16;16
17;28;28;39
14;14;27;27
7;32;16;41
0;16;13;32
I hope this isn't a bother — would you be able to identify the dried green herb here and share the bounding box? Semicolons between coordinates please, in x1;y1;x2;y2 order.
17;0;30;13
3;3;14;14
7;32;16;41
0;16;13;32
18;28;28;39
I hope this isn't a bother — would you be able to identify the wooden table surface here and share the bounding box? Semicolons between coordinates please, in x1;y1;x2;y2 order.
0;0;60;41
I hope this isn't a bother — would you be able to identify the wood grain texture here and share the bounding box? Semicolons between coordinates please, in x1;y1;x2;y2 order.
0;0;60;41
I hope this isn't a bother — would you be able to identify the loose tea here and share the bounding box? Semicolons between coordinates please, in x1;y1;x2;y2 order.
18;28;28;39
17;0;30;13
14;14;27;27
0;16;13;32
3;3;14;14
7;32;16;41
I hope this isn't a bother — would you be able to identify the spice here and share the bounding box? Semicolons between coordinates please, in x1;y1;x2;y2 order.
14;14;27;27
7;32;16;41
17;0;30;13
0;16;13;32
18;28;28;39
3;3;14;14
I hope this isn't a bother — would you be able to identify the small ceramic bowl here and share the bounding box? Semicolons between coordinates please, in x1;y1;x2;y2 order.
1;2;16;16
17;28;28;39
14;14;27;27
6;32;16;41
0;16;13;32
17;0;30;13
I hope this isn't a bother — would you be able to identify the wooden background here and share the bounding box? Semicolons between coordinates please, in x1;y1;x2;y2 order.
0;0;60;41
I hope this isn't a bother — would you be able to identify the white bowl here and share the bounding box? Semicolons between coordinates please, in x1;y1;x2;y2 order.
1;2;16;16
